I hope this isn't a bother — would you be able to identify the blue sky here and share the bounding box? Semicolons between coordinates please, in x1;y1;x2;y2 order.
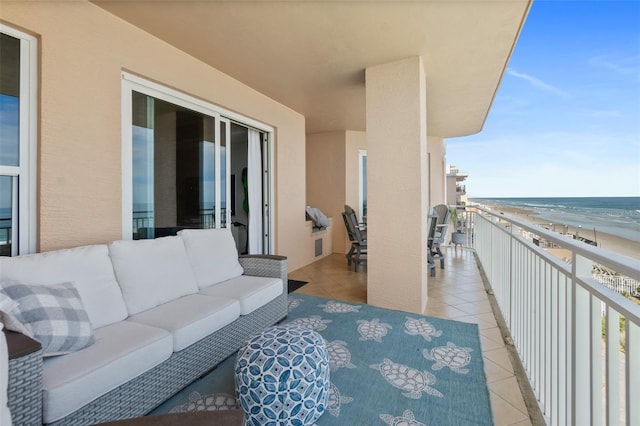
447;0;640;198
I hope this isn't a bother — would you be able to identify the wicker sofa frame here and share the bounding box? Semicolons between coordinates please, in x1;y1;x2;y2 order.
7;333;42;426
7;254;288;426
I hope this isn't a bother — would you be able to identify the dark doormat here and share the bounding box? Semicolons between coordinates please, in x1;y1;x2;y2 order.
287;279;308;293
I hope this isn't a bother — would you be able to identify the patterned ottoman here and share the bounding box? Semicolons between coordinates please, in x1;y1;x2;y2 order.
234;325;330;426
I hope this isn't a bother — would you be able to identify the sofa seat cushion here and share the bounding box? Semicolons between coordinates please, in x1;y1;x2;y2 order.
108;236;200;315
42;321;173;424
0;245;128;329
127;294;240;351
178;229;244;288
198;275;283;315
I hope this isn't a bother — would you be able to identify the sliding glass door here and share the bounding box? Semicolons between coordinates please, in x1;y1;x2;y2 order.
129;91;230;239
122;74;273;253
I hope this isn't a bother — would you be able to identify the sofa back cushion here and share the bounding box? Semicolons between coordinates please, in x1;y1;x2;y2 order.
178;228;244;288
108;236;199;315
0;245;128;329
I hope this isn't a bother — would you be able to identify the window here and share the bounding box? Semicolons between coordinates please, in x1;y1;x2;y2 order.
122;73;274;250
0;25;37;256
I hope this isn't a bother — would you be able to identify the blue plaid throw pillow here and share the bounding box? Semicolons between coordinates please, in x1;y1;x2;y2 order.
0;282;94;356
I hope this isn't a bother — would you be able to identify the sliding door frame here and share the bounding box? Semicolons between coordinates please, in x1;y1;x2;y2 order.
0;24;38;256
121;73;275;253
358;149;367;222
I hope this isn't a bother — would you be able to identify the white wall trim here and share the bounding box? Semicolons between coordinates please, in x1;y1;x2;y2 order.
266;132;275;254
0;24;38;254
121;82;134;239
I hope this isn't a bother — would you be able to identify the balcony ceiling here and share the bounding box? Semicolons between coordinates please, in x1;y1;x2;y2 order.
92;0;530;136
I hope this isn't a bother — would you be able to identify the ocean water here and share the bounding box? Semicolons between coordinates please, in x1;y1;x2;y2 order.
471;197;640;243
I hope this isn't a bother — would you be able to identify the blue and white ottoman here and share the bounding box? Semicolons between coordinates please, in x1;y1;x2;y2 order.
234;325;330;426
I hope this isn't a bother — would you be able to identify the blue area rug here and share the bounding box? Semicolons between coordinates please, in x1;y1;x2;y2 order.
150;294;493;425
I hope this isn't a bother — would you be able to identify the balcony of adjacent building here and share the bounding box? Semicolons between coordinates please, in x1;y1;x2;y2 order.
447;166;470;208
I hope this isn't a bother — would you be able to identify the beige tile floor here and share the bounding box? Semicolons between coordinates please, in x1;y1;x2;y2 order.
289;247;534;426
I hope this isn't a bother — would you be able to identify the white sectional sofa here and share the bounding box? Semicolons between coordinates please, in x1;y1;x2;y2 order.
0;229;288;426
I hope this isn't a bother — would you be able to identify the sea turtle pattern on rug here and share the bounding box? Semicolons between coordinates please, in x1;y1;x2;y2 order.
370;358;444;399
356;318;392;342
326;340;357;371
288;296;303;310
317;300;362;313
153;295;491;425
380;410;426;426
423;342;473;374
169;392;237;413
288;314;332;331
326;382;353;417
404;316;443;342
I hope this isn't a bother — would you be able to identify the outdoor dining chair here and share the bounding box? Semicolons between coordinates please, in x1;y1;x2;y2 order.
427;204;450;276
342;211;367;272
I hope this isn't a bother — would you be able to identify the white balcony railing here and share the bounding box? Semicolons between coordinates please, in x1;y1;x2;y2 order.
473;207;640;426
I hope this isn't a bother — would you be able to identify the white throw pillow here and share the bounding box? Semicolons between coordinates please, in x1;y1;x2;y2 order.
0;282;94;357
0;245;128;329
0;292;30;337
0;293;18;315
108;236;199;315
178;229;244;288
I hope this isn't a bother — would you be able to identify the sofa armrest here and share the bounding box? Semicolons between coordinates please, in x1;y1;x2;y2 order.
4;329;43;425
239;255;288;284
6;330;41;360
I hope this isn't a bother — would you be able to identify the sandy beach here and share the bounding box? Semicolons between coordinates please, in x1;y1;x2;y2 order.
478;203;640;263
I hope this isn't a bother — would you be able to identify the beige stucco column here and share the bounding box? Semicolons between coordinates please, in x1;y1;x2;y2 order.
365;56;430;314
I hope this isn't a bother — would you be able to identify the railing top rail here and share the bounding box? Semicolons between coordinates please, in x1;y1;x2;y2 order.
477;209;640;326
476;206;640;281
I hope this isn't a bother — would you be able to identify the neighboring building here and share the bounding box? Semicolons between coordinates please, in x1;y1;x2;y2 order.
0;1;531;314
446;165;469;207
